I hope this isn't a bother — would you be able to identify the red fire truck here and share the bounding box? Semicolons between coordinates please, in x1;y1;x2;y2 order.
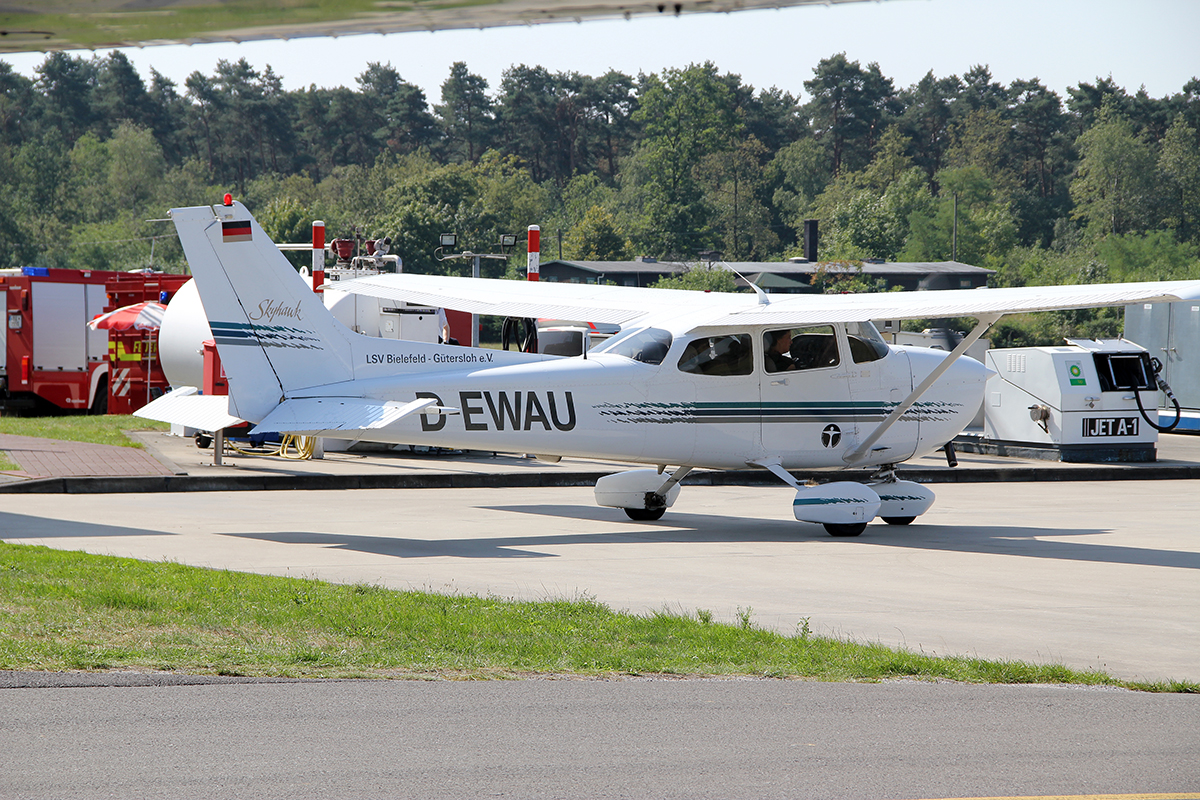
1;267;189;415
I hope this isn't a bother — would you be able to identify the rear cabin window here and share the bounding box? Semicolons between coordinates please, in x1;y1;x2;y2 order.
677;334;753;376
764;326;840;372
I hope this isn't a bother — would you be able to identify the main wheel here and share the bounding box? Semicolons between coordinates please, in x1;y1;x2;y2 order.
823;522;867;537
881;516;916;526
624;507;666;521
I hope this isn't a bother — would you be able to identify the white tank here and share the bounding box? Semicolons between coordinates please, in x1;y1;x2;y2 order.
158;279;211;389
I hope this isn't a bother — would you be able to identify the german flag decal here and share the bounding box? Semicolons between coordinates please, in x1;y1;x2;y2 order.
222;220;252;243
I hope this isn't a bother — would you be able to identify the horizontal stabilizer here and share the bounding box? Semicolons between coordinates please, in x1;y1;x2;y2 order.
252;396;445;434
134;387;246;432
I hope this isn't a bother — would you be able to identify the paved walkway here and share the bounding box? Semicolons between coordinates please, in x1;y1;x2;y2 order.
0;433;179;481
5;428;1200;491
0;429;652;491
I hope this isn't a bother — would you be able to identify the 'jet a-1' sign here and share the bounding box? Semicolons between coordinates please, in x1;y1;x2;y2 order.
138;200;1200;535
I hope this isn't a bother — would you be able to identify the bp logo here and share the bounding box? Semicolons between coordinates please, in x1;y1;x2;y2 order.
1067;361;1086;386
821;423;842;448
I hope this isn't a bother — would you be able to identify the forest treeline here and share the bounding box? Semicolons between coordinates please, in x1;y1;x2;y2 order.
3;50;1200;340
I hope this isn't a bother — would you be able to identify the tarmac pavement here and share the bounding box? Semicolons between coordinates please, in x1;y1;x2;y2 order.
2;429;1199;683
6;427;1200;492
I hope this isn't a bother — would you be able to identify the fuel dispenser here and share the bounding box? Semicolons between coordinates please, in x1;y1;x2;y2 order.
980;339;1179;462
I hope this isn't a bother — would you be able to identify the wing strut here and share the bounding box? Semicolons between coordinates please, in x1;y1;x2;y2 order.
843;313;1002;466
654;466;694;497
747;457;801;489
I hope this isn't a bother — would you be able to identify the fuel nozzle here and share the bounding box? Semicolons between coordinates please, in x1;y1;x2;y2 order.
1156;373;1177;403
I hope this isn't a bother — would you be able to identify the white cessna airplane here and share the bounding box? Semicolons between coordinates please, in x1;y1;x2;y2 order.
139;199;1200;535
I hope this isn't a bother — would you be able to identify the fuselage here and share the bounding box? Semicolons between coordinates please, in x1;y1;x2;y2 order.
299;321;990;471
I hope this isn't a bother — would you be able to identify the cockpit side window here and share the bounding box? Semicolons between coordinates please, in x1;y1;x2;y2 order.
764;326;840;372
677;334;753;376
846;321;890;363
592;327;674;365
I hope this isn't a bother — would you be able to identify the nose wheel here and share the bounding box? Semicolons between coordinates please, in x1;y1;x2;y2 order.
625;507;666;521
823;522;867;536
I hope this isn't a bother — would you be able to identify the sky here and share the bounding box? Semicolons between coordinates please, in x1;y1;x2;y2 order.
2;0;1197;104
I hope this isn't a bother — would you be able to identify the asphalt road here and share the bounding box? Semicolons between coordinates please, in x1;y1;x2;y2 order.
2;678;1198;800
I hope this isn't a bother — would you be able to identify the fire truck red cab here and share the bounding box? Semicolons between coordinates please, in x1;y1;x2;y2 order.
1;267;188;415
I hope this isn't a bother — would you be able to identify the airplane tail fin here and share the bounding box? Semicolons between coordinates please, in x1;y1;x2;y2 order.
169;201;355;423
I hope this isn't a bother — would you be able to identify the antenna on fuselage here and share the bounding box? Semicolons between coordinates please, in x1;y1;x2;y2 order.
695;249;768;304
721;260;769;305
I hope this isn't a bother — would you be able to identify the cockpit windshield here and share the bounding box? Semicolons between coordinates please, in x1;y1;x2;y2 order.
591;327;674;365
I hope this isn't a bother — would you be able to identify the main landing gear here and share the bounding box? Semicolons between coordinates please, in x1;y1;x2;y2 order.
824;522;868;537
789;464;936;536
824;515;915;537
595;463;935;536
624;507;667;522
595;466;693;522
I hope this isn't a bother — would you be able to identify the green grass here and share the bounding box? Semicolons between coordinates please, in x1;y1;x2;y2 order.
0;415;168;448
1;542;1194;690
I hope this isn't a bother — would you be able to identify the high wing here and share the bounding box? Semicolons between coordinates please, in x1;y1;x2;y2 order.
328;272;753;327
1;0;876;54
330;273;1200;330
697;280;1200;329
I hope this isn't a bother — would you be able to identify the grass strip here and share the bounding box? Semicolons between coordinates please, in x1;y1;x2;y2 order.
0;415;168;448
1;542;1194;691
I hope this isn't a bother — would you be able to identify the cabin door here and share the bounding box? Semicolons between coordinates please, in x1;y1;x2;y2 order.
758;325;851;468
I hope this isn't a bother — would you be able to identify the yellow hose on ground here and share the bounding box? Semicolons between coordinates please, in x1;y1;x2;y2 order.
222;434;314;460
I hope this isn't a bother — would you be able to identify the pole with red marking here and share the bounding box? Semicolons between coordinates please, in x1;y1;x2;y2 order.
312;220;325;293
527;225;540;282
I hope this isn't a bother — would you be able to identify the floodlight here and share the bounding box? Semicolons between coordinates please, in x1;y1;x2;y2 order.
439;233;457;248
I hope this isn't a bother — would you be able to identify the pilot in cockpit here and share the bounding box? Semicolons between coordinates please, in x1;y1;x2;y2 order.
764;329;796;373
